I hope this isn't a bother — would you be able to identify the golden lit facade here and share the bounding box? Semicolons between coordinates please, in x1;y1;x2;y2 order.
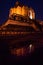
9;2;35;20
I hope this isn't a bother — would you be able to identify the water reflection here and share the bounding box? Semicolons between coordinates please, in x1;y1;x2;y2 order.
9;44;34;56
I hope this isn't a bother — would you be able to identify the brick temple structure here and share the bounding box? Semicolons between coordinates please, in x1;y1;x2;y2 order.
0;1;43;57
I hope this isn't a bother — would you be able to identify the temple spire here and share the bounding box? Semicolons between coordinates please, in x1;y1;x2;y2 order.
15;1;19;5
15;1;22;7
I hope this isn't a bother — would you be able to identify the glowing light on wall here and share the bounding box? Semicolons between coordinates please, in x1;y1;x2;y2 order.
29;10;33;19
29;9;35;19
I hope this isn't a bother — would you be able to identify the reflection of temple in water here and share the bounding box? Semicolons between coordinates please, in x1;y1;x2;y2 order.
0;1;43;56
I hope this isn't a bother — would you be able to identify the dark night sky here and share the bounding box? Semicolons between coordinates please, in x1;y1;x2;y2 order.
0;0;43;24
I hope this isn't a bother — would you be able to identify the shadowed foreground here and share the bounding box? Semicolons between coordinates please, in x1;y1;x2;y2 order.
0;32;43;65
